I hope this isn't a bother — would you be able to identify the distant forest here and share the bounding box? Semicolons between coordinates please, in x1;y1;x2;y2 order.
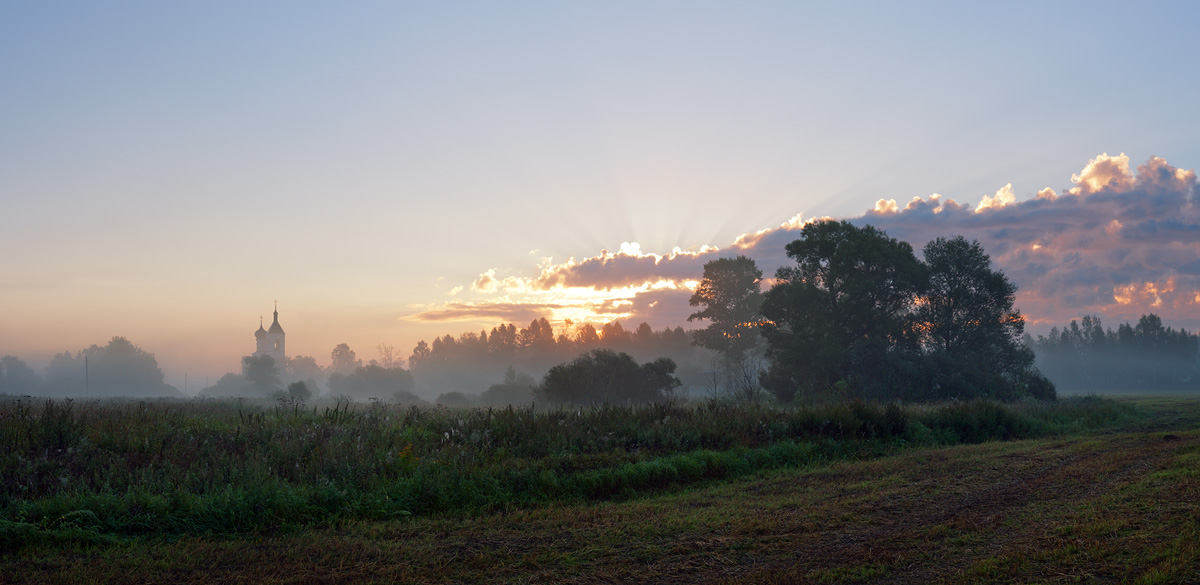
1031;314;1199;393
0;337;179;398
406;319;711;401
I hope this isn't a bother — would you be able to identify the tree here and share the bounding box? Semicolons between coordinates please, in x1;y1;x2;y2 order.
42;337;177;397
327;364;415;401
242;355;281;394
284;355;323;386
1034;313;1195;393
760;221;926;401
329;343;361;375
919;236;1045;399
535;350;680;405
199;373;250;398
287;381;312;402
0;355;40;395
480;365;536;406
688;255;765;358
408;340;432;369
688;256;768;402
376;343;403;369
575;323;600;345
921;237;1024;354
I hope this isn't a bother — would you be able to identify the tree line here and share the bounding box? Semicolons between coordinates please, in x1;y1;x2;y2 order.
0;337;178;398
1031;314;1198;392
406;319;705;399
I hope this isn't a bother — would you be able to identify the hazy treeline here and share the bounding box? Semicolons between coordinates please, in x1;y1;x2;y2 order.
0;337;178;398
1031;314;1199;393
407;318;710;401
199;342;417;403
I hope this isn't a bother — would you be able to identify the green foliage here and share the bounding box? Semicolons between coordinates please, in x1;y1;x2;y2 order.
535;350;681;405
0;395;1136;550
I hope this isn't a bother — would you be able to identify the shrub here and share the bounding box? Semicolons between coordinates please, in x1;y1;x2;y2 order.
535;350;681;405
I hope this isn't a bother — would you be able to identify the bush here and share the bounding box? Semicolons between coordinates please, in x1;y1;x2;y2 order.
535;350;681;405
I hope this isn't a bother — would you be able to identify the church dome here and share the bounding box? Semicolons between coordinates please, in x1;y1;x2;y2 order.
255;324;267;338
268;309;285;334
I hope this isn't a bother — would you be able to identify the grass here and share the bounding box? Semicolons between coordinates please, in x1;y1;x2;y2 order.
2;393;1194;583
0;395;1139;544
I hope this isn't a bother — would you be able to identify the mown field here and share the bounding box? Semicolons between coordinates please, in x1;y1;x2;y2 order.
1;395;1197;584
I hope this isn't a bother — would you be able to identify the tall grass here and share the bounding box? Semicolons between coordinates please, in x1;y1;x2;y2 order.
0;395;1139;548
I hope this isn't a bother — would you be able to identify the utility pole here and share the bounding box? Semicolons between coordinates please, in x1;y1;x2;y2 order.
85;355;89;397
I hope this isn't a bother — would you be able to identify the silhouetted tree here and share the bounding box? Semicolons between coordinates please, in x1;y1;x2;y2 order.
480;365;536;406
42;337;177;397
287;381;312;401
919;236;1049;400
1034;313;1198;392
688;256;768;402
243;354;281;394
376;343;403;369
329;343;361;375
535;350;680;405
688;255;765;358
758;222;1052;402
760;221;926;401
327;364;415;400
199;373;250;397
0;356;40;395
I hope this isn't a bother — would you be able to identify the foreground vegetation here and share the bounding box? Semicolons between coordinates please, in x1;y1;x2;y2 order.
3;395;1197;584
0;394;1141;551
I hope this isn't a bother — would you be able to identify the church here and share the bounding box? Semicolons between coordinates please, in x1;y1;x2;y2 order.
253;303;286;369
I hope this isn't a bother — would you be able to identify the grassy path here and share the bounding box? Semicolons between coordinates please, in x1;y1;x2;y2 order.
7;423;1198;584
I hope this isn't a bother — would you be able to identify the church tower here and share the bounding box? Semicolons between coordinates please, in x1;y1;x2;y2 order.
253;302;286;371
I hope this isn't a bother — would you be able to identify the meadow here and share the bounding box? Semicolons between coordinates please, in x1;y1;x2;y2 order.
2;394;1196;584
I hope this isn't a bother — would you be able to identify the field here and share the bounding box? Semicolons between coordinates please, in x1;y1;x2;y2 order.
1;395;1197;583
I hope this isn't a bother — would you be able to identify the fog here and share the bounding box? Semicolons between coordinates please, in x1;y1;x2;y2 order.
4;314;1196;403
0;337;179;398
1031;314;1199;394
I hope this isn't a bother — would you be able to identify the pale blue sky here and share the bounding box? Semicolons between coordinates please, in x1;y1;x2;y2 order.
2;1;1198;388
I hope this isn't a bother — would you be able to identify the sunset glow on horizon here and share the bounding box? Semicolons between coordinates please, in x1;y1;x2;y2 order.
3;3;1199;392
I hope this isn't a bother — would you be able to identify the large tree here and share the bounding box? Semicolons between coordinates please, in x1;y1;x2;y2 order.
760;220;926;401
535;350;680;405
242;354;281;395
688;255;768;401
688;255;764;358
918;236;1047;400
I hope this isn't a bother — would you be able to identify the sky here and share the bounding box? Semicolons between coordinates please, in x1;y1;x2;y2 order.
2;2;1199;392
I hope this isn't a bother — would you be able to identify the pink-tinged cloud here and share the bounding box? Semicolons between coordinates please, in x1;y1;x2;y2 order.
407;302;566;323
861;154;1200;329
533;242;717;291
410;154;1200;333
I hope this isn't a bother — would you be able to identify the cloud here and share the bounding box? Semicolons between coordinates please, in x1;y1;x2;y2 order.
1068;152;1133;196
471;269;497;293
862;154;1200;329
406;301;567;323
411;154;1200;333
975;183;1016;213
